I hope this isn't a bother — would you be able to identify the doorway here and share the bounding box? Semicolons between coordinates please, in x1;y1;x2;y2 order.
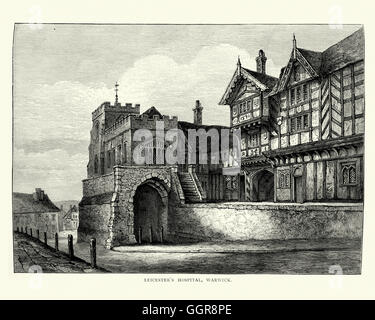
252;170;274;202
294;176;304;203
133;184;164;243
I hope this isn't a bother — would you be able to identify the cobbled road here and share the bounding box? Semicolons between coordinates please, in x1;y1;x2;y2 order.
13;232;107;273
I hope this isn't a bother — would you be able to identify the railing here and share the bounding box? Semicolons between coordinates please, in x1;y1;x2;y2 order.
15;227;97;269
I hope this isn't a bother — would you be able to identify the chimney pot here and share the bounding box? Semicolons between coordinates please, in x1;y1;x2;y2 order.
193;100;203;125
256;49;267;74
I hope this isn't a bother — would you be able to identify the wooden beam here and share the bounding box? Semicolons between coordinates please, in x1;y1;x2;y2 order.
313;161;317;200
351;64;356;135
328;75;332;139
319;80;322;141
340;69;344;137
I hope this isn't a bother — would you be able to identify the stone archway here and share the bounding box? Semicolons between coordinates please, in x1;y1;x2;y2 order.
105;166;173;248
251;169;274;202
132;178;169;243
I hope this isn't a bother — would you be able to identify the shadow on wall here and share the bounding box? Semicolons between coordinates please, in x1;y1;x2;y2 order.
167;203;363;243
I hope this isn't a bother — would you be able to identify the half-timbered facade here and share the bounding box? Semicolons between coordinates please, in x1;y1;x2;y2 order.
219;51;279;201
220;27;364;203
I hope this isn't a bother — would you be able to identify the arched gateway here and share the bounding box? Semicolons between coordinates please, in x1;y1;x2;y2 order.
248;169;275;202
104;166;172;248
133;178;169;243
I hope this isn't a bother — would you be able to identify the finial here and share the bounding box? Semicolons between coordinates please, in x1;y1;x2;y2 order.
237;55;241;74
292;33;297;59
115;81;119;105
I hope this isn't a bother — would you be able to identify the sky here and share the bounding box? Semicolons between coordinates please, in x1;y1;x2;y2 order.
13;24;362;201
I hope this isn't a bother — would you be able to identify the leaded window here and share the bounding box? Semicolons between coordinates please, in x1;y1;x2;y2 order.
290;114;309;133
278;170;290;188
248;133;259;148
289;83;309;106
341;163;357;185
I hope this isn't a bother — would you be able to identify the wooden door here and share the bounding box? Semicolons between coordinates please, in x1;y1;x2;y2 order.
294;176;304;203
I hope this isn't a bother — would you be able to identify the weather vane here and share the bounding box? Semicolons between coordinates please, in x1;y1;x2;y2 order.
115;81;119;104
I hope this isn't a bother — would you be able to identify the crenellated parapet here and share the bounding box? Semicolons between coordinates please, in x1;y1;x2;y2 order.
103;113;178;136
131;114;178;130
92;102;140;120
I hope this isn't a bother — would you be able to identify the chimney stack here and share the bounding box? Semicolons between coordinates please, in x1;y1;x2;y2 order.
256;49;267;74
193;100;203;125
33;188;44;201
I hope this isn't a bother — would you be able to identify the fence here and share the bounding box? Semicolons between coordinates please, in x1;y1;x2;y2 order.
14;226;97;269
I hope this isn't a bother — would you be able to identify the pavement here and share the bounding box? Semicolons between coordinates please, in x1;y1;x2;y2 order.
14;231;362;274
58;237;361;274
112;238;362;254
13;232;107;273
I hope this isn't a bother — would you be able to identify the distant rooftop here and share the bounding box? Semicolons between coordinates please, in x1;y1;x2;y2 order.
13;188;60;214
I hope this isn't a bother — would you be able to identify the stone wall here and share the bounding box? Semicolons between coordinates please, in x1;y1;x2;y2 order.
13;212;59;239
78;203;112;245
109;165;174;248
79;165;177;248
79;173;115;245
82;173;114;197
80;164;363;248
169;202;363;242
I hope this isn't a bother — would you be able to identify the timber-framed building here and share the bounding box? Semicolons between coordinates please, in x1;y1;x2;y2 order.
219;27;364;203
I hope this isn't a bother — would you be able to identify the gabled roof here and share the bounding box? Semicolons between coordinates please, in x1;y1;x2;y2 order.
62;205;78;220
13;192;60;214
297;48;322;73
219;64;278;105
275;27;364;93
320;27;364;75
142;106;163;119
243;68;279;90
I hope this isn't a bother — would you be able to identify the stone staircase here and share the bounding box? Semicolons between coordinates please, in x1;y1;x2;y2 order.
178;172;202;203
